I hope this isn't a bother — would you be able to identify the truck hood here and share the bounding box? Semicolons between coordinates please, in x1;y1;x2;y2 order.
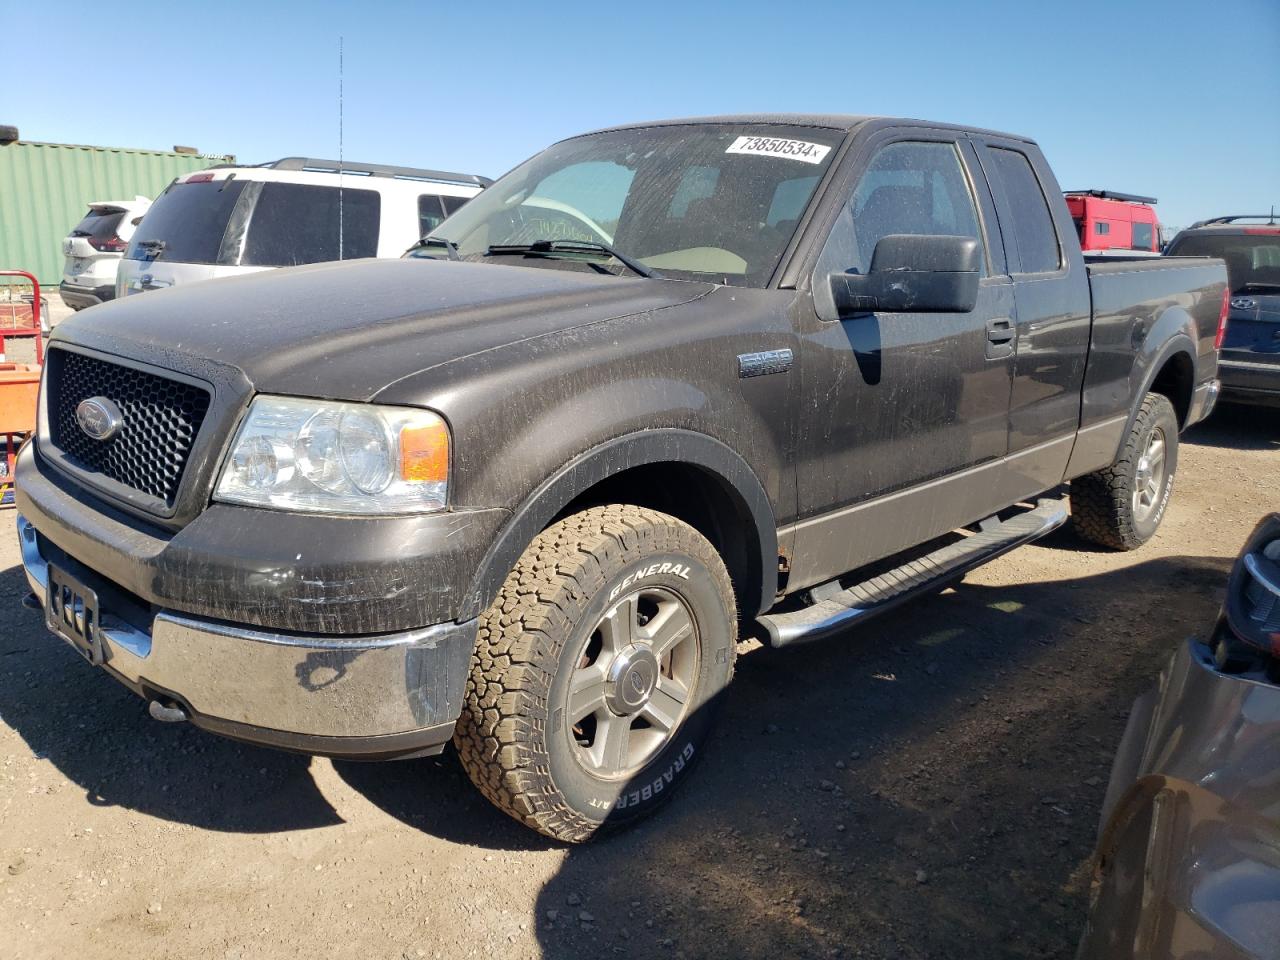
54;258;714;401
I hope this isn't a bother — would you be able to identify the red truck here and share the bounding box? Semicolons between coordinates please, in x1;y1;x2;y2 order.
1064;189;1161;254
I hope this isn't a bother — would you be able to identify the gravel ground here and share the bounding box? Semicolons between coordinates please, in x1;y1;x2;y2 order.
1;403;1276;960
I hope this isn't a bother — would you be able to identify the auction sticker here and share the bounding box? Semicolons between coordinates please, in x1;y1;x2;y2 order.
725;135;832;164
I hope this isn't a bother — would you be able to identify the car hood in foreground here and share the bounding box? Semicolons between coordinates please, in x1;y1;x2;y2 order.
52;258;714;401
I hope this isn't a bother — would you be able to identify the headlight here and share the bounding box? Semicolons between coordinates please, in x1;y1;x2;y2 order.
214;396;449;515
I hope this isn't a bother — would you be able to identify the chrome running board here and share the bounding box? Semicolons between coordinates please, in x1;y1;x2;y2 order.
757;499;1069;649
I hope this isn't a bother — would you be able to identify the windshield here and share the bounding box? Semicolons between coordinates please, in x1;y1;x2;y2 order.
410;123;842;286
1168;233;1280;292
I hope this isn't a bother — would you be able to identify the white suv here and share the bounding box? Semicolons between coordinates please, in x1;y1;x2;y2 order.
116;158;488;297
59;198;151;310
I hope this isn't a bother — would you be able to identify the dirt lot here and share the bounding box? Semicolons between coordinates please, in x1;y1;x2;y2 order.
1;404;1276;960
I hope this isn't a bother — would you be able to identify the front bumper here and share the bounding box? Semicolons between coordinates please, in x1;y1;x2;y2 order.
58;281;115;310
15;441;506;634
1218;358;1280;408
19;513;477;759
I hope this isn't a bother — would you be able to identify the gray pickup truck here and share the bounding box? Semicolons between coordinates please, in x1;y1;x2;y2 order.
16;114;1226;842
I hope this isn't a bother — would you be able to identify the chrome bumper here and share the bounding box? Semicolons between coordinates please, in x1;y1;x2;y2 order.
19;514;475;756
1188;377;1220;426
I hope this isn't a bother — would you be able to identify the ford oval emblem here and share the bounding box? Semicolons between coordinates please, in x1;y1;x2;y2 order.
75;397;124;441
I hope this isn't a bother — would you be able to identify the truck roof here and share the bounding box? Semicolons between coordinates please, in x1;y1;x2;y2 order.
570;113;1035;144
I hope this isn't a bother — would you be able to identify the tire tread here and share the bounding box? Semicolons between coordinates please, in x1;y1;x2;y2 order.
453;504;734;842
1070;393;1177;551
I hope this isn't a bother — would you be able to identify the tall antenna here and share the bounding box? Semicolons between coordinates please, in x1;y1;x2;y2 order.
338;35;344;260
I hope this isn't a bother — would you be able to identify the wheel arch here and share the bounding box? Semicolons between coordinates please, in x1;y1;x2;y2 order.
459;429;779;621
1148;347;1197;428
1121;334;1198;448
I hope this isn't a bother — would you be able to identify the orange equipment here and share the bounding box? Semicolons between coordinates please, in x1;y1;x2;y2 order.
0;270;45;506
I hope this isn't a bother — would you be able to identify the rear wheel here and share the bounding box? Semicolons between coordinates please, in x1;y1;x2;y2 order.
454;505;736;842
1071;393;1179;550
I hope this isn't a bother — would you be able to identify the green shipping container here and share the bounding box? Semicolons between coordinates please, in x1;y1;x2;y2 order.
0;138;234;287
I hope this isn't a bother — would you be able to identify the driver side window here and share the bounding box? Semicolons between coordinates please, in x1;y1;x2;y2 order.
814;140;985;319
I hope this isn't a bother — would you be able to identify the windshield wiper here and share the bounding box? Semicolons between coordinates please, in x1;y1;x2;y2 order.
484;239;659;279
137;239;165;259
1240;281;1280;293
408;235;460;261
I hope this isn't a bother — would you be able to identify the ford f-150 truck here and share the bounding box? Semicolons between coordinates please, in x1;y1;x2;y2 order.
16;115;1227;842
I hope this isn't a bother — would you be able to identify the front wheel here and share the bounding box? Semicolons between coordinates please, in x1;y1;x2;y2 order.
1071;392;1179;550
454;505;737;842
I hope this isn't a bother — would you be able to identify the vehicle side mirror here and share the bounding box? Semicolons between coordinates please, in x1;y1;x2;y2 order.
828;234;980;316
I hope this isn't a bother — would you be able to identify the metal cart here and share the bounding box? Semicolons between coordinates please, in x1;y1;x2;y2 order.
0;270;45;506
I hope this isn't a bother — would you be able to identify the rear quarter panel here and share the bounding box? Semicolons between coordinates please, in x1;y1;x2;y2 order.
1078;258;1225;430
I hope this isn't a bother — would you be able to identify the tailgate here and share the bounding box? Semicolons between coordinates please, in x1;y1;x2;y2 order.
1223;293;1280;365
62;237;97;259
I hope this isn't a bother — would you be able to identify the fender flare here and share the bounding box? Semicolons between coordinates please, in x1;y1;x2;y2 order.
1120;333;1198;448
459;429;779;620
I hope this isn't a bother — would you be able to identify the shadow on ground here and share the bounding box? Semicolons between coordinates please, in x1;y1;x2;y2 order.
0;555;558;848
0;548;1236;956
0;560;342;832
1184;401;1280;451
522;553;1230;960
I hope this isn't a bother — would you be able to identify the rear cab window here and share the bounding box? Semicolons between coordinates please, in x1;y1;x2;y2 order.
985;148;1062;274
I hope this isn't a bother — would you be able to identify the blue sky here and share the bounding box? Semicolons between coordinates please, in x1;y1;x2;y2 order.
3;0;1277;230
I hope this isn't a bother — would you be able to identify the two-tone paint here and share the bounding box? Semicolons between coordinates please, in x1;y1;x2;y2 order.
16;114;1228;756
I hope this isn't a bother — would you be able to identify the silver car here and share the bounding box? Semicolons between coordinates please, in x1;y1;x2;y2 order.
1080;514;1280;959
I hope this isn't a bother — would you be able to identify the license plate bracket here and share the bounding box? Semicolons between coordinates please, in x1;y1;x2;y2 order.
46;564;104;665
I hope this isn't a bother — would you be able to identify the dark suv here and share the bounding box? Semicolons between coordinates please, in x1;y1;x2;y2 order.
1166;215;1280;407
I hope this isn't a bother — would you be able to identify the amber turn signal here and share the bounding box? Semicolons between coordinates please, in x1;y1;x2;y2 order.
400;421;449;483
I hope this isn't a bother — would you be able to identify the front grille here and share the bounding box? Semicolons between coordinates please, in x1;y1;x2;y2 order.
47;348;211;508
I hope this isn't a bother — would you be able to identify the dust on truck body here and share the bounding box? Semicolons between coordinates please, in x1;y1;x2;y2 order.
16;115;1227;842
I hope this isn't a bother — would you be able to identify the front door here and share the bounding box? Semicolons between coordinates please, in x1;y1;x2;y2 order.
787;135;1016;589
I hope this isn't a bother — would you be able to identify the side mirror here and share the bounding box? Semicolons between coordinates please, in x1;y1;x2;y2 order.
829;234;980;316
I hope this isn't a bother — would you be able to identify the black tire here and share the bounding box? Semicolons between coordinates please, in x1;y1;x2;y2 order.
1070;393;1179;551
454;505;737;842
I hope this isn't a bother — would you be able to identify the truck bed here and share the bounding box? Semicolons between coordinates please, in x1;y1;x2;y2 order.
1078;255;1227;434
